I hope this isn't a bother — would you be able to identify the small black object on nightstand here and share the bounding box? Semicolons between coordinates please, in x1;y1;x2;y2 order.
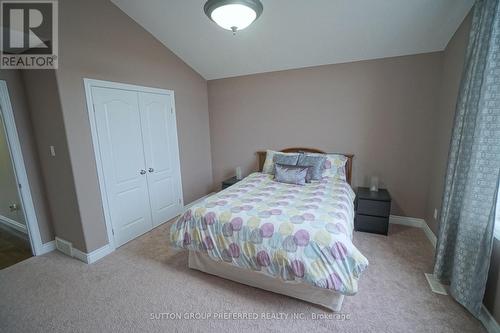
222;176;240;190
355;187;391;235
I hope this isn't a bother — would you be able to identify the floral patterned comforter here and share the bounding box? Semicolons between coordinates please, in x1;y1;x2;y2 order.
170;172;368;295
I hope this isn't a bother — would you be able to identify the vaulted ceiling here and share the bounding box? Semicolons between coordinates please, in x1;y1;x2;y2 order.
111;0;474;80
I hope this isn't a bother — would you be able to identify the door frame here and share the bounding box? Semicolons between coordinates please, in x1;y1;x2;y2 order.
83;78;184;251
0;80;44;255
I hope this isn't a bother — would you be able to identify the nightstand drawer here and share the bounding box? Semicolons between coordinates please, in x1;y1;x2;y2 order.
357;199;391;217
355;215;389;235
222;176;240;190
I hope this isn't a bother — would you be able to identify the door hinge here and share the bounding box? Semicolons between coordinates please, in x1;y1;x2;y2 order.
18;183;22;189
171;107;173;114
112;229;114;235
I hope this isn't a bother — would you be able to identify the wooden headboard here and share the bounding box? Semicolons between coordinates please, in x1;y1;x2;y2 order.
256;148;354;185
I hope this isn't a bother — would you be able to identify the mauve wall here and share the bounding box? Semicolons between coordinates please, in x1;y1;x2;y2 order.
425;14;471;234
208;53;443;218
54;0;213;252
22;70;85;251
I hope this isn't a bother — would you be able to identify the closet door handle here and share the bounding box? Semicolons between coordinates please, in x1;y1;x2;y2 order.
140;169;146;175
148;168;154;173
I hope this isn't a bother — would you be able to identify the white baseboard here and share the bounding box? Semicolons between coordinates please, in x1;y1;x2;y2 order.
71;248;87;263
72;243;114;264
422;221;437;248
480;305;500;333
88;243;114;263
424;273;448;295
38;240;56;255
389;215;425;228
389;215;437;247
54;235;114;264
0;214;27;234
390;215;499;332
389;215;437;248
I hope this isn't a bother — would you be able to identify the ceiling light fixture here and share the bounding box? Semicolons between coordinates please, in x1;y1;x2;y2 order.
204;0;263;34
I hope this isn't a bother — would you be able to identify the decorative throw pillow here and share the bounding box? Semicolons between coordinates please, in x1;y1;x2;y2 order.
274;164;309;185
262;150;300;174
273;154;300;170
323;154;348;180
297;154;327;182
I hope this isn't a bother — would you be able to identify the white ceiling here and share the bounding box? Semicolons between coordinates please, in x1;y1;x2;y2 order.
111;0;474;80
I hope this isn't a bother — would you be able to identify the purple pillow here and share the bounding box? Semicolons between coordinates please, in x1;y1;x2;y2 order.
274;164;309;185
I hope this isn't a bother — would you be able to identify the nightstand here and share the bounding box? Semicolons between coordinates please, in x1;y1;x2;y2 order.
222;176;241;190
355;187;391;235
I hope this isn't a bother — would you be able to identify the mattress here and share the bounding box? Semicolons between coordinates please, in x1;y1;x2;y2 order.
170;172;368;295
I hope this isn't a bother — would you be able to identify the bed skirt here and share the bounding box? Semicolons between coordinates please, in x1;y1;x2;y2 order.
188;250;345;312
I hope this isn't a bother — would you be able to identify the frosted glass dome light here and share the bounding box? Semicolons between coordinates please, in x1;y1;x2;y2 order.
204;0;263;34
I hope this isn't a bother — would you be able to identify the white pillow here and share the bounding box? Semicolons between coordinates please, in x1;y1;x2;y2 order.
323;154;348;181
262;150;300;174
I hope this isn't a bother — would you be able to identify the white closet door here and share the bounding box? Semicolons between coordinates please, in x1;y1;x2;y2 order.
139;92;182;226
92;87;153;247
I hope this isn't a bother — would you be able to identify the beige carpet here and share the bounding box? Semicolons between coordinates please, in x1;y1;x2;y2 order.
0;223;484;333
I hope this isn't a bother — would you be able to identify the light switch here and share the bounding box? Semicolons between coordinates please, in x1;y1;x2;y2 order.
49;145;56;157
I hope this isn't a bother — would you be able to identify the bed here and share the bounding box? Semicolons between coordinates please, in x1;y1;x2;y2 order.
170;148;368;311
